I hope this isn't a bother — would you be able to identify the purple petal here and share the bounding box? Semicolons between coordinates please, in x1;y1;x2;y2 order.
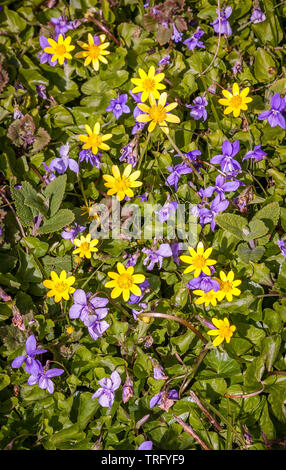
110;371;121;391
26;335;37;355
45;368;64;378
11;355;26;368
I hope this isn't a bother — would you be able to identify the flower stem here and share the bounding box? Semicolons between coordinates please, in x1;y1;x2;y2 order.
138;132;151;170
165;132;203;183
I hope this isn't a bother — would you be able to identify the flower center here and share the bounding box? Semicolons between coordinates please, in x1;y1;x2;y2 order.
219;324;232;337
149;105;167;123
193;254;206;269
55;44;67;56
88;44;101;59
80;242;90;253
143;78;156;92
114;176;130;193
230;95;242;108
87;134;102;148
220;280;233;293
54;281;68;293
117;273;134;289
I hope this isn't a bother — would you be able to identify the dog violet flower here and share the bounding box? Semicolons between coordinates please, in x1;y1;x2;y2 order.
171;23;183;43
210;140;241;175
200;174;240;200
143;243;172;271
75;33;110;70
43;270;75;303
138;441;153;450
50;16;78;35
131;66;166;102
61;223;86;243
183;28;205;50
69;289;109;321
186;95;208;121
105;262;145;301
103;164;142;201
92;371;121;408
207;317;236;347
219;83;252;117
27;362;64;394
49;142;79;174
72;234;99;259
187;266;220;293
216;270;241;302
198;195;229;231
211;7;232;36
250;8;266;24
242;145;267;161
106;94;130;120
258;93;286;129
11;335;47;375
43;34;74;66
278;239;286;260
180;242;216;277
136;92;180;134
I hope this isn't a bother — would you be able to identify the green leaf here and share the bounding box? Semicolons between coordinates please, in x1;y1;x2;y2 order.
21;237;49;258
254;48;276;83
77;392;99;430
252;202;280;233
237;243;265;264
43;174;67;217
260;335;281;371
37;209;75;234
3;6;26;33
215;213;247;240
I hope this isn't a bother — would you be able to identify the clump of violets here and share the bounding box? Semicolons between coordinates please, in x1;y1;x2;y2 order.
183;28;205;50
142;243;173;270
69;289;110;341
211;6;232;36
186;95;208;121
258;93;286;129
106;94;130;120
242;145;267;162
92;371;121;408
49;142;79;174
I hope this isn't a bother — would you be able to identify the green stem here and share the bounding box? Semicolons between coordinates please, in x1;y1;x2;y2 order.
200;76;223;132
81;261;104;289
165;132;203;183
138;132;151;170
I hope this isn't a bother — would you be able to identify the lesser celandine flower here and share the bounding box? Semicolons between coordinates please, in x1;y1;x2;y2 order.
193;289;218;307
78;123;112;155
219;83;252;117
105;262;145;301
43;34;75;65
43;270;75;303
131;65;166;102
80;200;99;221
216;270;241;302
75;33;110;70
103;164;142;201
180;242;216;278
72;234;99;259
136;92;180;134
207;317;236;347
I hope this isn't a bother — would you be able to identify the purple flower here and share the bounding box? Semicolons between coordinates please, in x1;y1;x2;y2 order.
158;55;171;66
138;441;153;450
128;279;150;305
242;145;267;162
82;314;110;341
36;84;47;100
183;28;205;50
11;335;47;375
13;108;23;119
42;162;56;184
150;389;178;411
258;93;286;129
143;244;173;271
250;8;266;24
39;36;58;67
27;362;64;394
200;174;240;200
166;163;193;191
92;371;121;408
171;23;183;43
79;148;102;168
69;289;109;322
61;223;86;243
132;302;147;321
211;6;232;36
156;201;178;223
50;16;78;35
187;267;220;292
122;375;134;403
153;363;168;380
210;140;241;175
186;95;208;121
278;239;286;260
106;94;130;120
50;142;79;174
120;141;138;167
199;194;229;231
0;226;2;237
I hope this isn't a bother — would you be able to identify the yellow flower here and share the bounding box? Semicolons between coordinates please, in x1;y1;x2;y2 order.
80;200;99;221
43;270;75;303
66;325;74;335
218;83;252;117
73;234;99;259
105;262;146;301
193;289;218;307
180;242;216;278
136;92;180;134
75;33;110;70
131;66;166;102
78;122;112;155
44;34;75;65
216;270;241;302
207;317;236;347
103;164;142;201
